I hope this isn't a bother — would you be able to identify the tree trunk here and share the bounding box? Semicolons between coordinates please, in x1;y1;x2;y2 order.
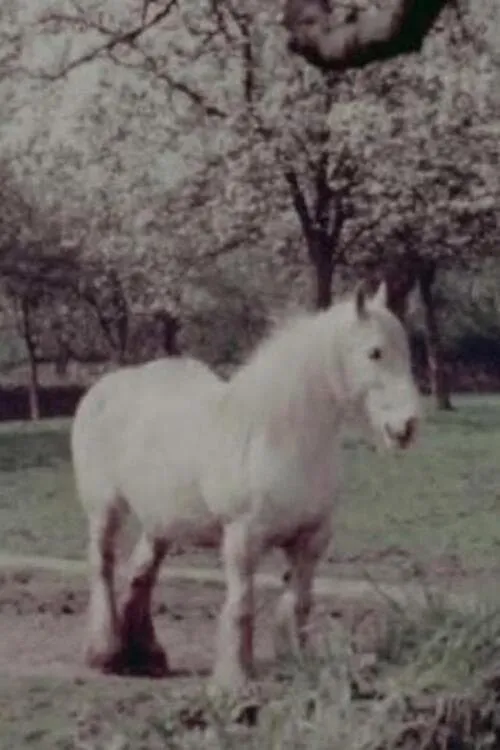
27;353;41;421
54;325;71;377
367;258;417;324
314;252;334;310
20;298;41;421
156;310;180;355
418;268;453;411
385;274;413;323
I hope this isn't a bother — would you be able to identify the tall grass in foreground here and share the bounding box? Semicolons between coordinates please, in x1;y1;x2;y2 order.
72;587;500;750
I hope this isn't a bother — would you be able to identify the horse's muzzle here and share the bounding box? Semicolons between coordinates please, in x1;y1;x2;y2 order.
384;417;418;449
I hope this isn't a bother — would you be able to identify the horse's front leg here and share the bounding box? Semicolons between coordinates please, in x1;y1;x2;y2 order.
273;518;332;660
213;519;260;692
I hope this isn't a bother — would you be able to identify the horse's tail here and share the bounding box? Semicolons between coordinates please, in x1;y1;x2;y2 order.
71;370;127;511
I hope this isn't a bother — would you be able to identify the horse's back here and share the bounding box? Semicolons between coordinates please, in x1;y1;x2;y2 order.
74;355;219;420
71;356;223;513
135;356;220;390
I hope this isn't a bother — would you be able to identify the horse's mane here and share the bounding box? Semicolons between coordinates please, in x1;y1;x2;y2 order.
220;293;356;437
232;290;356;380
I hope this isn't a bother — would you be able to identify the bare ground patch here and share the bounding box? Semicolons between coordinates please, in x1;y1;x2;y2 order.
2;568;500;749
0;567;387;681
0;567;389;749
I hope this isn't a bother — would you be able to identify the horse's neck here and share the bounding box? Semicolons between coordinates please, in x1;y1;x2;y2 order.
226;314;347;439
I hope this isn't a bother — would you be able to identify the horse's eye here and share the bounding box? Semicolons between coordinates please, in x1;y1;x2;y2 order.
369;347;382;361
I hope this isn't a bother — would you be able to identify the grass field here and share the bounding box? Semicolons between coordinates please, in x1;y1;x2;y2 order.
1;395;500;748
1;394;500;576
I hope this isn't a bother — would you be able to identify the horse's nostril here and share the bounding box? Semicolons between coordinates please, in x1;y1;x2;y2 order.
405;417;417;439
399;417;417;446
385;417;417;447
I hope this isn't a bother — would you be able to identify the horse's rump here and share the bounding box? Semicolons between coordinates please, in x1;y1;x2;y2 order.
71;357;224;514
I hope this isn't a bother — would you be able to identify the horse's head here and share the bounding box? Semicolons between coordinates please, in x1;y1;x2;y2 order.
338;282;421;451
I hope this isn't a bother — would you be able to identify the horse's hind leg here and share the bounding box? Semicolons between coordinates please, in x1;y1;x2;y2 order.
273;519;332;660
119;532;169;677
85;499;126;672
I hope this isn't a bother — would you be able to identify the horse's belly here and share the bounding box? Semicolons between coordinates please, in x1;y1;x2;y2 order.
143;515;223;549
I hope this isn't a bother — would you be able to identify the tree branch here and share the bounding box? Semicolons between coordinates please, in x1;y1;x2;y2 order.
32;0;178;77
125;42;227;118
223;2;255;106
18;0;226;119
327;192;347;252
283;0;453;71
314;150;331;231
342;215;385;260
284;168;314;240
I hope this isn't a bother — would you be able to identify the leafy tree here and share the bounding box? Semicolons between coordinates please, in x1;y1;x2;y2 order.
3;0;498;413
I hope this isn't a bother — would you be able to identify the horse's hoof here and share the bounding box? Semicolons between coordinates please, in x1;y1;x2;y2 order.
120;643;170;678
85;646;125;675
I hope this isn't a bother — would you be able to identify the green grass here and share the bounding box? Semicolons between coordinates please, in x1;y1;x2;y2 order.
0;419;85;559
337;394;500;571
1;395;500;572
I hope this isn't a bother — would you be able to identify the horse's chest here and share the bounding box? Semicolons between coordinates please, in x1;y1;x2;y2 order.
252;431;342;513
201;419;341;524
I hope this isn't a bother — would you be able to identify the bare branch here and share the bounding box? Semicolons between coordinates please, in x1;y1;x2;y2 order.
327;192;347;252
18;0;226;119
314;150;331;230
32;0;177;77
125;42;227;118
284;168;313;240
222;2;256;106
343;215;386;258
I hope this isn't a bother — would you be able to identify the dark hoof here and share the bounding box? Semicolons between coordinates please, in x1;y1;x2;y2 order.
119;642;170;678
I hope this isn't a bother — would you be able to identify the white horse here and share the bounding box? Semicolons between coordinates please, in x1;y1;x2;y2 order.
71;282;420;691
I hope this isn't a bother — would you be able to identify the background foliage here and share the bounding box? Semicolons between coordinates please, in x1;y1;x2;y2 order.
0;0;498;416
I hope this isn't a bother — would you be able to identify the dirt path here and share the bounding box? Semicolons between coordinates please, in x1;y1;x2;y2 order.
0;551;486;685
0;551;481;610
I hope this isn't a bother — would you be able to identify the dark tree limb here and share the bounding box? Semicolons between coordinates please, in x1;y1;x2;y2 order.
34;0;178;77
282;0;454;71
284;168;314;244
17;0;225;119
18;295;41;421
417;261;453;410
284;151;356;309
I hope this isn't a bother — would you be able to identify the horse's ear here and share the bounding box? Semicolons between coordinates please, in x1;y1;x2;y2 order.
354;282;369;320
372;281;388;309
